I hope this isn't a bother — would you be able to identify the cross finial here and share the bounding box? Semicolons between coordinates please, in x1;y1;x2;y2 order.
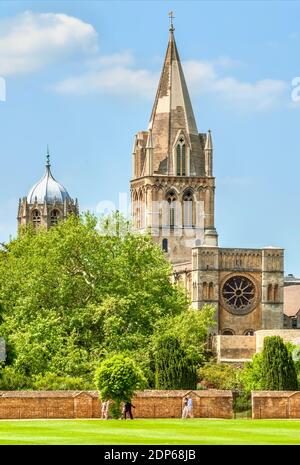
46;145;50;167
168;11;175;32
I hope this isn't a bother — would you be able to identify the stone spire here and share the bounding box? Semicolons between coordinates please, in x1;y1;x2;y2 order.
204;129;213;177
142;129;153;176
148;24;204;176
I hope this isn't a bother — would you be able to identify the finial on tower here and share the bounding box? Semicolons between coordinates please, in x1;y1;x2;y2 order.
168;11;175;32
46;145;50;167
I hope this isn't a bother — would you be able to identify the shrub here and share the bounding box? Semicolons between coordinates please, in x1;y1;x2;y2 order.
94;354;147;418
261;336;298;390
154;334;197;390
198;362;242;390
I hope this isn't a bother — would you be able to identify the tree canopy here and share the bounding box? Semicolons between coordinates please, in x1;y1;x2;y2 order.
0;213;210;389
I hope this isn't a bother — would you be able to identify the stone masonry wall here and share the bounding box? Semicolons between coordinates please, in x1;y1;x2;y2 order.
0;390;233;419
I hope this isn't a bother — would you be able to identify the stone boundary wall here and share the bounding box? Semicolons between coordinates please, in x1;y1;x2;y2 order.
0;390;233;419
214;335;256;363
252;391;300;419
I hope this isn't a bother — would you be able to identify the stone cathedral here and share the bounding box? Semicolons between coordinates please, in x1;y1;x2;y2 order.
130;22;284;338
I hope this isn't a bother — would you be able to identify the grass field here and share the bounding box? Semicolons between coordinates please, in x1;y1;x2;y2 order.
0;419;300;444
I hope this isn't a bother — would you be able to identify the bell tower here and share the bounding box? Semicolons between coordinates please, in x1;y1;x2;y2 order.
130;18;218;266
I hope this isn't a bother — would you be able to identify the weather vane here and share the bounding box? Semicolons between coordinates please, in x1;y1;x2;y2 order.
168;11;175;32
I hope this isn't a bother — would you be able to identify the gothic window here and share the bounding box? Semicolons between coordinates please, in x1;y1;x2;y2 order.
203;282;208;299
183;190;194;227
50;209;60;225
162;238;168;253
32;209;41;227
208;282;214;299
166;190;177;228
176;136;186;176
274;284;279;302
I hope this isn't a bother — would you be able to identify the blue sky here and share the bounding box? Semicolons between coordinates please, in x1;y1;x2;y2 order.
0;0;300;274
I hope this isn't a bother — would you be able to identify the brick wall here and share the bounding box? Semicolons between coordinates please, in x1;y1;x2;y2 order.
252;391;300;419
0;390;233;419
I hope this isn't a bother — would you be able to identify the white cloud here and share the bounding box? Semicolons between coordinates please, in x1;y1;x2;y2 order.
53;51;287;110
0;11;288;111
53;65;157;98
183;60;287;111
0;11;98;76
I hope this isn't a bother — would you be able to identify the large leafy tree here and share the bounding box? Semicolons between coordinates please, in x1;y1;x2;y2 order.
0;213;189;388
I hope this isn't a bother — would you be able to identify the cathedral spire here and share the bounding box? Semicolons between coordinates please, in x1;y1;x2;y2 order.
148;18;204;176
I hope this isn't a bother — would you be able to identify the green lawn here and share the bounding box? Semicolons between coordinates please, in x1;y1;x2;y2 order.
0;419;300;444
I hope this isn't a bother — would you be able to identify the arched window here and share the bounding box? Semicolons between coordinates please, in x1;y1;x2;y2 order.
166;190;177;228
176;136;186;176
208;282;214;299
274;284;279;302
203;282;208;300
244;329;254;336
162;238;168;253
32;209;41;227
222;329;235;335
183;190;194;227
50;209;60;225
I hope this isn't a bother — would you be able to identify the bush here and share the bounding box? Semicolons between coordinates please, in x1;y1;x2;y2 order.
0;366;30;390
198;362;242;390
94;354;147;418
32;373;91;390
261;336;298;390
154;334;197;390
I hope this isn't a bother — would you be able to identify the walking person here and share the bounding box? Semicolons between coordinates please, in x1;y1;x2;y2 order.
101;400;109;420
181;397;188;419
187;396;194;418
123;401;135;420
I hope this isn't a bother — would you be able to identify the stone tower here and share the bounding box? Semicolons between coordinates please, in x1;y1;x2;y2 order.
18;148;78;230
130;23;218;266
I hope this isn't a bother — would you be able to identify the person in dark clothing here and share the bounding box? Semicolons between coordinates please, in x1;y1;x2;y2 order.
123;401;135;419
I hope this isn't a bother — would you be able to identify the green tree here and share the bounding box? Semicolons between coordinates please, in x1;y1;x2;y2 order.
0;213;189;388
261;336;298;390
198;361;243;390
94;354;146;417
154;334;197;390
239;352;264;393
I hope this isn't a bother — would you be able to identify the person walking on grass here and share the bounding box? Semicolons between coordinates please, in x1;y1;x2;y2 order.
123;401;135;420
101;400;110;420
182;396;188;419
187;396;194;418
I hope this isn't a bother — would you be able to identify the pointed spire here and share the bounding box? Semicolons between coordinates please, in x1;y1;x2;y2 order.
148;20;204;176
142;129;154;176
204;130;213;176
205;130;213;151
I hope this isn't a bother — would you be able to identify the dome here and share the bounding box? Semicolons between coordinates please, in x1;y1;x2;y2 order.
27;159;71;204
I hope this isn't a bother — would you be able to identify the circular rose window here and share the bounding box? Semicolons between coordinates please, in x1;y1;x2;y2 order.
222;275;256;315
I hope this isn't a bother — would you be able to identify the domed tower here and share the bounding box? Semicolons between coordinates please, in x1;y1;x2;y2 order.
17;148;78;230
